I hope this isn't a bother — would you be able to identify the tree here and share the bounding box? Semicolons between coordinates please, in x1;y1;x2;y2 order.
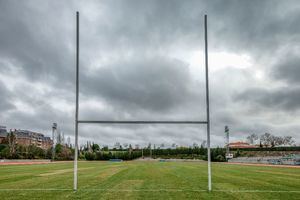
123;143;129;149
193;143;198;148
7;130;17;157
260;133;280;147
246;133;258;145
0;146;9;158
102;146;109;151
114;142;121;149
92;143;100;152
235;149;241;157
282;136;295;146
201;140;206;148
259;133;295;147
27;145;45;159
260;133;272;147
129;144;133;155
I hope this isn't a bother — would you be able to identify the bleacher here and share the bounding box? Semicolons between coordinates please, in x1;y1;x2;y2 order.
228;155;300;165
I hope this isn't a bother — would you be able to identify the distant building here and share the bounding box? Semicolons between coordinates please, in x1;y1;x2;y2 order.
14;130;52;150
0;126;7;143
114;142;121;149
0;128;52;150
228;141;256;148
170;143;177;149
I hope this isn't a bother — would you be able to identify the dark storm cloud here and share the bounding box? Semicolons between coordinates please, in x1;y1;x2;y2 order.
206;0;300;55
0;0;298;86
89;0;204;50
271;53;300;84
81;56;202;114
0;80;15;111
0;1;75;84
0;0;300;145
235;87;300;111
1;0;299;84
83;0;300;55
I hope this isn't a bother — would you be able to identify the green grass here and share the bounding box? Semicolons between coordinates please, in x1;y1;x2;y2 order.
0;161;299;199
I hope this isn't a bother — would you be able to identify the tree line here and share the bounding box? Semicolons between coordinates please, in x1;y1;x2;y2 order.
0;130;298;161
80;144;227;162
0;134;227;161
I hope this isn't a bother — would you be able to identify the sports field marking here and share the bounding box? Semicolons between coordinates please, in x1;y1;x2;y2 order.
0;189;73;191
0;189;299;193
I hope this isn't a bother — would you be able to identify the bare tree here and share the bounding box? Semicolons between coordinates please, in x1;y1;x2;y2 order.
260;133;295;147
260;133;272;147
246;133;258;145
123;143;129;149
282;136;295;146
193;142;198;148
171;143;176;148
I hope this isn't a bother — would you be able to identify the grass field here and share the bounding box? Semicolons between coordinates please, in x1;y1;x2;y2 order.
0;161;299;199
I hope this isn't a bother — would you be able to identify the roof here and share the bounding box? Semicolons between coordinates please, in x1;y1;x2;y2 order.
228;141;256;148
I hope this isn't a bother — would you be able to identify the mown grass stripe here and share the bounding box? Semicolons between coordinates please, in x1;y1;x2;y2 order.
0;188;299;193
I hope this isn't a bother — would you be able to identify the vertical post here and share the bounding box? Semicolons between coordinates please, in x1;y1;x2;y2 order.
52;126;54;161
74;11;79;191
204;14;212;192
52;123;57;162
153;144;156;159
225;126;229;158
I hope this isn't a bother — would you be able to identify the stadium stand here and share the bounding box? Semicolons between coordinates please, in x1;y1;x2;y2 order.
228;154;300;165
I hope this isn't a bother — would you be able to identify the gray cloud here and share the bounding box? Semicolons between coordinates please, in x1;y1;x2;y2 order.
271;53;300;84
1;0;300;146
81;56;203;116
0;1;75;85
0;81;15;112
235;87;300;111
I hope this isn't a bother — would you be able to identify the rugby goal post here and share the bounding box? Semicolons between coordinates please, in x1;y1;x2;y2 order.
74;12;212;191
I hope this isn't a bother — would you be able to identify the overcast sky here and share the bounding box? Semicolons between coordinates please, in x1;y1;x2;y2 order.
1;0;300;147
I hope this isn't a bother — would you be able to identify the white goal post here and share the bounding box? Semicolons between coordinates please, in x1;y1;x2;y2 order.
74;12;212;191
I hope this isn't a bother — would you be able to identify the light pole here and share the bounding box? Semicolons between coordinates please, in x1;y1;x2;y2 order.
52;123;57;162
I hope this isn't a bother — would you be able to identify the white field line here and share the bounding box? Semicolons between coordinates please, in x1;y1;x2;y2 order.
214;190;300;193
0;189;72;191
0;189;299;193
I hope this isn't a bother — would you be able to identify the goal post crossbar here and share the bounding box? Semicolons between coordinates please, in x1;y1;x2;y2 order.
77;120;208;124
74;11;211;192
